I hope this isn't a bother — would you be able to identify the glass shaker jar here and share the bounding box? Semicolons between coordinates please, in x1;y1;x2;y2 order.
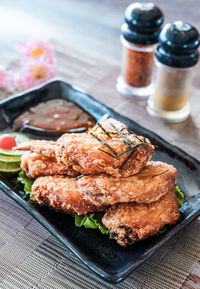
116;2;163;98
147;21;200;122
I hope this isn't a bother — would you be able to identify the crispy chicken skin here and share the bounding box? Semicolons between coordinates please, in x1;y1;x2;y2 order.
79;161;177;206
32;175;107;215
90;118;128;133
17;140;57;159
102;187;179;247
15;118;181;246
21;152;78;178
30;161;176;215
15;119;154;177
55;133;153;177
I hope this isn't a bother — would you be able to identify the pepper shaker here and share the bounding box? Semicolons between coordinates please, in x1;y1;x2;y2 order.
117;2;163;98
147;21;200;122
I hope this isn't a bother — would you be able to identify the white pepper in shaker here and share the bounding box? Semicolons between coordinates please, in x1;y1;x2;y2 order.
147;21;200;122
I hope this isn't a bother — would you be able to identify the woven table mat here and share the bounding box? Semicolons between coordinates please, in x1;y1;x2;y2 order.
0;43;200;288
0;191;200;289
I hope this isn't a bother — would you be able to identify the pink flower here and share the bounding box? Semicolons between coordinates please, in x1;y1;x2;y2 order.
16;38;55;64
15;58;56;91
0;68;7;88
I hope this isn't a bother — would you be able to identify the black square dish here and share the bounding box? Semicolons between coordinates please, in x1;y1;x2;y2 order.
0;79;109;137
0;79;200;283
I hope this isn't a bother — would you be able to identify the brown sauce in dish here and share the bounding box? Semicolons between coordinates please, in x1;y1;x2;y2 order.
14;99;96;131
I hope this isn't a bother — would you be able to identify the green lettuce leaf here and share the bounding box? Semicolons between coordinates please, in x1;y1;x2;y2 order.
17;171;111;238
18;170;34;201
175;185;184;207
18;170;184;239
157;186;184;235
75;212;113;239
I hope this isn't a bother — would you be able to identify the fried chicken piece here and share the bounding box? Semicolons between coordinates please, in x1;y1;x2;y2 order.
16;140;57;158
82;118;128;135
15;118;154;177
32;175;107;215
14;119;127;154
30;161;176;215
102;187;180;246
21;152;78;178
79;162;177;206
56;135;153;177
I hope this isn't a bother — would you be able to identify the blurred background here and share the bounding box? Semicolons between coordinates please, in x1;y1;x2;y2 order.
0;0;199;156
1;0;199;63
0;2;200;289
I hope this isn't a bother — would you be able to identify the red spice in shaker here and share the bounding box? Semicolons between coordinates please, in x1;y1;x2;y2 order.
117;3;163;97
123;43;154;87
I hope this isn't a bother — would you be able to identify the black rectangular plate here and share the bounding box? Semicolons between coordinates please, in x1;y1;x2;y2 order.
0;79;200;283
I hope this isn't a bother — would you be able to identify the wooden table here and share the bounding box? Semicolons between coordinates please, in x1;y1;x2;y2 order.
0;0;200;288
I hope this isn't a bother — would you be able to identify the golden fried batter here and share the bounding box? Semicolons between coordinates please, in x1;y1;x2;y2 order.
102;187;179;246
90;118;128;133
30;161;176;215
79;162;177;206
15;118;181;247
21;152;78;178
32;175;107;215
15;118;154;177
17;140;57;158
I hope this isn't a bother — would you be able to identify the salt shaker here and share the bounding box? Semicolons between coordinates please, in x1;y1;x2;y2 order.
116;2;163;98
147;21;200;122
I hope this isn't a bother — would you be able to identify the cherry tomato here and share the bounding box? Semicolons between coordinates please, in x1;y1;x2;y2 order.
0;134;17;150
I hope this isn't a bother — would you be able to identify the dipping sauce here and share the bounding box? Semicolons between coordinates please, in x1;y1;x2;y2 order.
14;99;96;131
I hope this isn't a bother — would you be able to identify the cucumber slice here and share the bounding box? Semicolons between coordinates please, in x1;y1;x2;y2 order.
0;132;29;157
14;133;29;144
0;132;30;145
0;161;21;173
0;148;25;157
0;167;21;173
0;155;21;163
